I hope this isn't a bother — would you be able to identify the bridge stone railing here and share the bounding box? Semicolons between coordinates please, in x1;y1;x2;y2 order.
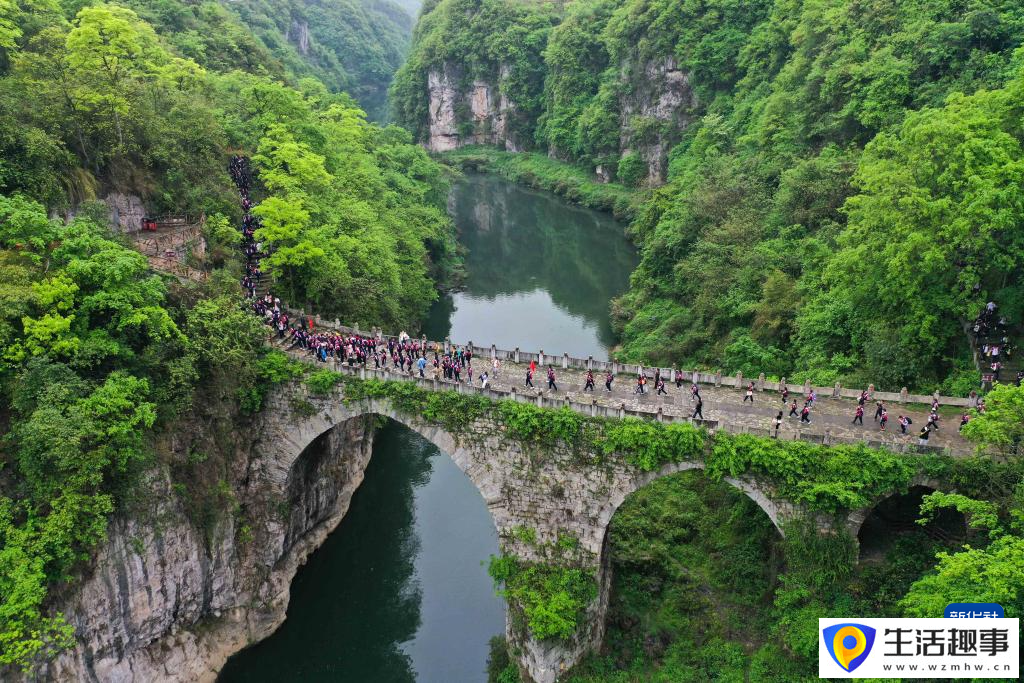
277;309;977;411
284;345;965;458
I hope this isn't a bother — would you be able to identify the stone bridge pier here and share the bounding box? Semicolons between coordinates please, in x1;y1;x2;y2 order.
254;386;810;683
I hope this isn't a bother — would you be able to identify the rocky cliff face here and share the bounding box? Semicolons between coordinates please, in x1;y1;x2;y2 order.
103;193;147;233
287;19;311;56
28;393;376;683
426;63;519;152
618;55;698;185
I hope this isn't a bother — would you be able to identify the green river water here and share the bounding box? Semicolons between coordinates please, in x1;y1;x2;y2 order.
218;173;637;682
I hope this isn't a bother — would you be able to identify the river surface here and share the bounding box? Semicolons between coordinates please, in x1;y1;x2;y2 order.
219;174;636;682
425;173;637;359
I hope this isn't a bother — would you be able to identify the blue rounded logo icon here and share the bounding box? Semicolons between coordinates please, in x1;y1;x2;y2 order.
823;623;876;672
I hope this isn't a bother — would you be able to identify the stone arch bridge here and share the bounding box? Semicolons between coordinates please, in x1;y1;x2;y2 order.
252;361;960;683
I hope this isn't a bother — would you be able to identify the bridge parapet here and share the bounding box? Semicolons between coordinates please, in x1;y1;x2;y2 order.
275;313;975;408
284;349;969;457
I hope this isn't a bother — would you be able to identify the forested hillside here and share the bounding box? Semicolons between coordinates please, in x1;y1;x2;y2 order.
0;0;454;322
393;0;1024;392
227;0;414;120
0;0;450;669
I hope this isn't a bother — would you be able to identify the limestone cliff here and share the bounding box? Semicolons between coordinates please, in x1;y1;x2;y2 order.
426;62;519;152
26;393;376;683
618;55;698;185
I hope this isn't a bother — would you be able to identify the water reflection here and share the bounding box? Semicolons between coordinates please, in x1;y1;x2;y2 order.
218;423;503;682
424;174;637;358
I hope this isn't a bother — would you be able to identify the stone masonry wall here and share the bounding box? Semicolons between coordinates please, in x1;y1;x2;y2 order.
276;386;802;683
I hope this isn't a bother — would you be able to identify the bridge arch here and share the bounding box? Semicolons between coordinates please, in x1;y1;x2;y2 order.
844;474;947;539
596;461;795;538
847;479;966;562
262;393;512;539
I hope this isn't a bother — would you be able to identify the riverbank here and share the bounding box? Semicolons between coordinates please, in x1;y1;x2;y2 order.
439;146;644;222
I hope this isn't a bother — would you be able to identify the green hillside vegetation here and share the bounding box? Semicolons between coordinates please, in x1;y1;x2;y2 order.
0;0;455;325
394;0;1024;393
0;0;451;668
0;194;274;669
228;0;413;120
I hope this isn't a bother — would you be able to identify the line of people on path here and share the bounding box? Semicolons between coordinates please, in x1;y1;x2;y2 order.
973;301;1018;384
229;156;991;442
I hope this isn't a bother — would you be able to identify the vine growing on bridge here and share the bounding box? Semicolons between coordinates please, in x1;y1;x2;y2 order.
293;365;1024;650
488;556;598;642
297;370;1013;517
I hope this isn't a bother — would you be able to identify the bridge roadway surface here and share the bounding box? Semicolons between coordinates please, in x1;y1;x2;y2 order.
271;337;973;456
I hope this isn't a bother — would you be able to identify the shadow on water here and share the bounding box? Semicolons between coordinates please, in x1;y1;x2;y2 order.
424;173;637;357
218;422;503;682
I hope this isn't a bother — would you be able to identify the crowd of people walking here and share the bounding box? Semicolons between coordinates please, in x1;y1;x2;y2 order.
971;301;1021;385
226;155;990;449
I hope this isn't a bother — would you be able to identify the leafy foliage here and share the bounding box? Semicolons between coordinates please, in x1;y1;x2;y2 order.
488;554;597;641
961;383;1024;455
0;0;453;328
397;0;1024;391
900;535;1024;618
707;433;916;513
0;198;174;668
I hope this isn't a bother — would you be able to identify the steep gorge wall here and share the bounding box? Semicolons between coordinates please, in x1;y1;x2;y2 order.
419;52;695;186
616;55;698;184
427;62;519;152
28;398;377;683
397;0;696;185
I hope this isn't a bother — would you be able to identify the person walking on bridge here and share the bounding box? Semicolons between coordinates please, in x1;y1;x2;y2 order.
584;370;595;392
879;409;889;431
744;382;754;403
788;399;799;418
605;371;614;392
873;400;885;422
772;411;783;438
692;396;704;420
898;415;910;435
417;355;427;378
852;404;864;425
525;368;534;388
656;377;668;396
547;366;558;392
800;403;811;424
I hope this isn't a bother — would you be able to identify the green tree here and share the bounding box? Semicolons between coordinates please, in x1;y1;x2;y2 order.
900;535;1024;618
961;383;1024;456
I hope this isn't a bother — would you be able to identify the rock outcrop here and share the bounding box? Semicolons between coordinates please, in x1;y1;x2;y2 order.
30;404;376;683
104;193;147;233
287;19;311;56
618;56;698;185
426;63;519;152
